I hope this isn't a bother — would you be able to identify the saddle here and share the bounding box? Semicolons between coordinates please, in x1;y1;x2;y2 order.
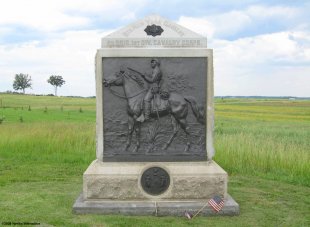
135;91;170;122
151;93;169;114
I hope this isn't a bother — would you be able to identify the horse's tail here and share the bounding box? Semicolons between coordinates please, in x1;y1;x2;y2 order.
184;96;205;124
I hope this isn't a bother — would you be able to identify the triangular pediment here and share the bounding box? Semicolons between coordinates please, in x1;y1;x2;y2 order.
102;15;207;48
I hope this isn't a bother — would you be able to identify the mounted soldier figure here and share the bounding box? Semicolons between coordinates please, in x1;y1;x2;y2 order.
127;58;164;121
141;58;162;121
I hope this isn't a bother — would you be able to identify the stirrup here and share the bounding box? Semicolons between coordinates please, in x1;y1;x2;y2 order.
144;113;150;121
136;114;145;122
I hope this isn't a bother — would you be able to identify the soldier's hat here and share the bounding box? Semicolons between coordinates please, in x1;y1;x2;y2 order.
151;58;160;65
119;65;126;72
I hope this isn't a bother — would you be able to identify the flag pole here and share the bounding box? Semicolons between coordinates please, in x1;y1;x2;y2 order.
191;201;209;219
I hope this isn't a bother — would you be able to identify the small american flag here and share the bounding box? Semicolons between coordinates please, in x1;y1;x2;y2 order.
208;195;224;212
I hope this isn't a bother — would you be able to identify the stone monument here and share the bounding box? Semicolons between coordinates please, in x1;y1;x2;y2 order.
73;15;239;216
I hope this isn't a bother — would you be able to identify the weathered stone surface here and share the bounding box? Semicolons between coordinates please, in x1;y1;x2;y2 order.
73;194;239;216
102;15;207;48
73;15;239;216
85;177;141;200
170;176;226;199
83;160;227;200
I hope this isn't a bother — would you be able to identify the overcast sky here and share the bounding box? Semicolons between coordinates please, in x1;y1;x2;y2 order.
0;0;309;97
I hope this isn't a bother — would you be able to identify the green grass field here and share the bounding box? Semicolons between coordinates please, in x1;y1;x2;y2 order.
0;93;309;226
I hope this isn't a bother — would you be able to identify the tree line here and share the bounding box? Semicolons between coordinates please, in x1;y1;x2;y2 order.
13;74;65;96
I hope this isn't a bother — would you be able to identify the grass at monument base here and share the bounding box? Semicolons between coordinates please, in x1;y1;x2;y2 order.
0;94;309;226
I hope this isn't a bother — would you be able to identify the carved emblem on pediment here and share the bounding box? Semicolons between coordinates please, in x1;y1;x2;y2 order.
144;24;164;37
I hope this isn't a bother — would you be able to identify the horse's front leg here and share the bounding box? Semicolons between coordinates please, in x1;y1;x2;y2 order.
132;121;141;153
124;116;134;151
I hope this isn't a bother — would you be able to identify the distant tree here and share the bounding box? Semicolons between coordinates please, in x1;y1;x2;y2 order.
47;75;65;96
13;73;32;94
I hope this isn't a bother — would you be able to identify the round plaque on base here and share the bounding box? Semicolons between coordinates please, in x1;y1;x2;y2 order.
140;167;170;196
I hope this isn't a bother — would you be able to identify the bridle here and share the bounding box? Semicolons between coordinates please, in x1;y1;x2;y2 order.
104;72;147;99
106;86;146;99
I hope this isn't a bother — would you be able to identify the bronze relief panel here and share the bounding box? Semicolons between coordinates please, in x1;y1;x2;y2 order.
102;57;207;161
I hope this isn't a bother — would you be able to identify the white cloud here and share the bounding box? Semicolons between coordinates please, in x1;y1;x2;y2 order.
178;16;215;38
1;28;309;97
247;5;298;19
0;1;89;32
0;0;146;32
213;31;310;97
177;5;301;39
0;2;309;97
0;26;12;37
176;4;309;96
0;29;114;96
178;12;252;39
214;65;310;97
213;31;310;66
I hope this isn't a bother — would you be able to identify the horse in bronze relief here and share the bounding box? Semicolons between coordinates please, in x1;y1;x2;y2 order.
103;68;204;153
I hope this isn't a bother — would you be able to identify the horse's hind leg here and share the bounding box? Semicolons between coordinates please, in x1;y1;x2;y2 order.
163;115;179;150
124;116;134;151
132;121;141;153
178;118;191;153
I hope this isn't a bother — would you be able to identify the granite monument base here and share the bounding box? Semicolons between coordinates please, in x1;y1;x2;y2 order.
73;194;239;216
72;160;239;216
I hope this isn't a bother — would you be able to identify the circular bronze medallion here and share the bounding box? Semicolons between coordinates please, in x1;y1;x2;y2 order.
141;167;170;196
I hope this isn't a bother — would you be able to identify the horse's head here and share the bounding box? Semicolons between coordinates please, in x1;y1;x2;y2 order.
104;67;146;101
103;71;124;87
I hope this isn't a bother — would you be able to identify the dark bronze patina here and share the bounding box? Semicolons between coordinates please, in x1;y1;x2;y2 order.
144;24;164;37
141;167;170;195
103;57;206;161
